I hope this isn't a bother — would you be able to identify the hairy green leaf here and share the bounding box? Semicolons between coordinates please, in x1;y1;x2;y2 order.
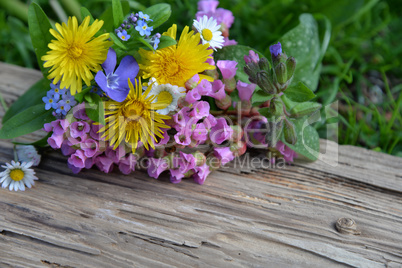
28;3;53;77
3;78;50;124
144;4;172;29
284;81;316;102
0;104;54;139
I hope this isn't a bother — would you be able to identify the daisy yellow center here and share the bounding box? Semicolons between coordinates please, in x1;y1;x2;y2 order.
202;29;213;41
157;91;173;105
10;169;24;181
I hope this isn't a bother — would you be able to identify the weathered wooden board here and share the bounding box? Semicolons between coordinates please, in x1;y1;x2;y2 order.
0;62;401;267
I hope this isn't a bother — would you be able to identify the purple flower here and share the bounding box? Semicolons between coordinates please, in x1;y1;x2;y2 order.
237;81;256;101
189;101;210;120
68;149;87;169
138;11;152;21
197;0;219;13
135;20;153;36
95;48;139;102
95;156;114;173
217;60;237;79
89;123;105;141
193;163;210;185
61;141;76;156
51;119;69;135
214;147;234;166
210;117;233;144
244;50;259;64
269;42;282;57
195;79;212;95
206;80;226;100
48;133;64;149
185;87;201;103
192;123;208;143
68;163;82;174
174;128;192;146
223;37;237;46
81;139;99;158
72;103;89;120
61;92;77;108
67;133;87;146
173;107;190;131
148;158;169;179
204;114;218;128
55;100;70;116
42;91;58;110
275;141;297;163
117;30;131;41
119;154;137;175
70;121;90;138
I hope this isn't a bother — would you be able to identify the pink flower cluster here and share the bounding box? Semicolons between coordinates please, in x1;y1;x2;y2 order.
44;103;137;175
196;0;236;46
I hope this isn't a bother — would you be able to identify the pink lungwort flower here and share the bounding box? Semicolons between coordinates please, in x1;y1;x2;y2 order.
210;117;233;144
217;60;237;80
148;157;169;179
193;163;211;185
244;50;259;64
70;121;90;138
214;147;235;166
237;81;256;101
68;149;87;169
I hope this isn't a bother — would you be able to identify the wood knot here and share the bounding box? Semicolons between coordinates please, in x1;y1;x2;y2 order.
336;218;361;235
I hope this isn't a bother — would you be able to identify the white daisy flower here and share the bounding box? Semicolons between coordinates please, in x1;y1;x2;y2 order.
0;160;38;191
16;145;41;166
149;83;185;115
193;15;225;51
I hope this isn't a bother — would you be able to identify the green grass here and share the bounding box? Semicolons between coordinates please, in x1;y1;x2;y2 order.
0;0;401;156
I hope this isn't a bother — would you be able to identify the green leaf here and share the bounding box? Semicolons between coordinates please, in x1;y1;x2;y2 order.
230;89;240;102
134;36;154;51
80;7;94;23
85;93;105;125
284;81;316;102
251;88;274;106
289;102;322;118
279;14;321;91
74;87;91;103
0;104;54;139
112;0;124;29
3;78;50;124
100;1;130;33
282;118;320;161
13;132;52;147
144;4;172;29
157;35;177;50
110;32;127;50
28;3;53;77
214;45;265;83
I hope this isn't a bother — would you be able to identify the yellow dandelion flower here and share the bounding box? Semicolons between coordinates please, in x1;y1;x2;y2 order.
139;24;215;87
99;78;171;153
42;16;112;95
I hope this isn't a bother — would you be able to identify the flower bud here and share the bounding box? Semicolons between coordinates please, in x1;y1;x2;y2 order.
244;62;259;84
275;62;287;85
215;94;232;110
203;68;219;80
265;119;284;147
222;77;236;94
286;57;296;80
185;74;200;90
258;57;270;73
237;100;252;114
256;71;276;94
206;155;221;171
230;141;247;156
230;125;243;142
193;151;206;166
284;119;297;145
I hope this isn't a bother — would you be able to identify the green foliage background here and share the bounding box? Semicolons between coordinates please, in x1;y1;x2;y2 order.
0;0;401;156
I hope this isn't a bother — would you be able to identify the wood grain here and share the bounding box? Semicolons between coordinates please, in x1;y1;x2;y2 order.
0;62;401;267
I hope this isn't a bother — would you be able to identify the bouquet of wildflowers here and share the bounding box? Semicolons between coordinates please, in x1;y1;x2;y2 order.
0;0;322;191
